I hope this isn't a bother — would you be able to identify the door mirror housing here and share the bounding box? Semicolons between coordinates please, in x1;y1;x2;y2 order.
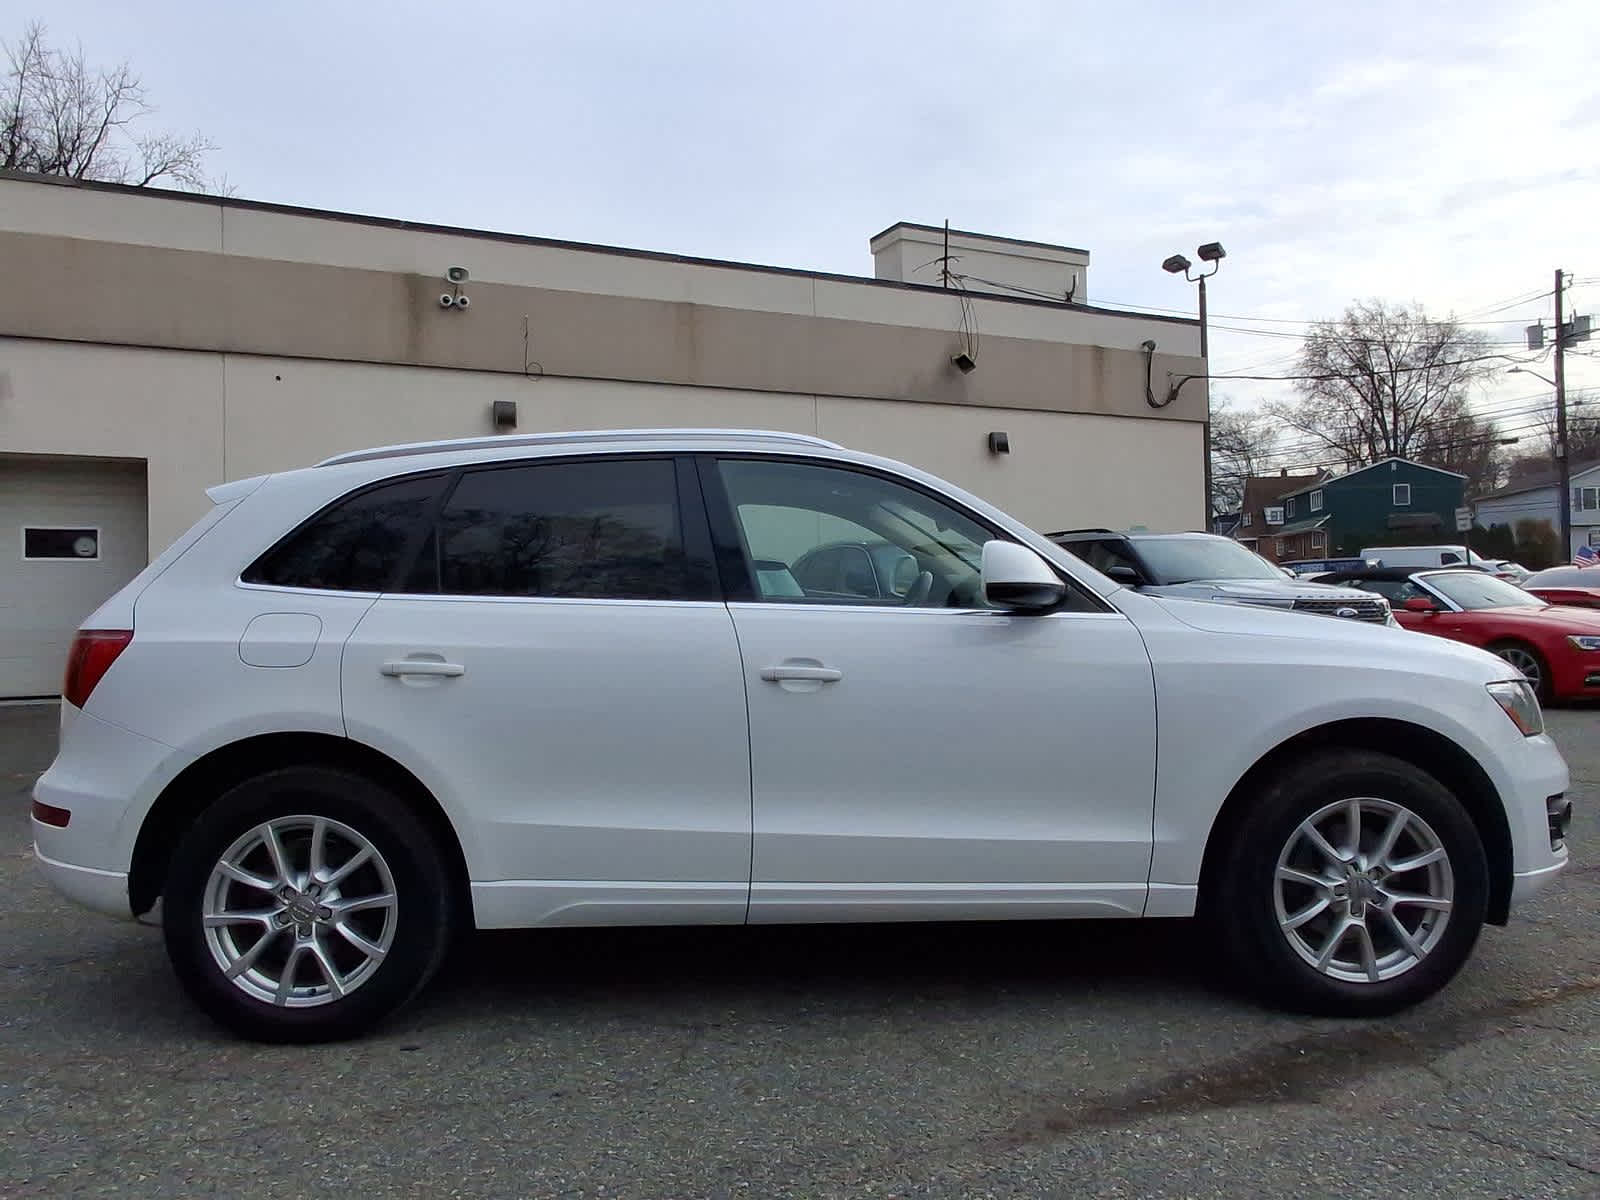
981;541;1067;611
1105;565;1141;585
1402;596;1441;614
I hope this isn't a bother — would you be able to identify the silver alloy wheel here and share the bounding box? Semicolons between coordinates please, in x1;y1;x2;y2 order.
1494;646;1543;695
1273;797;1454;984
202;815;398;1007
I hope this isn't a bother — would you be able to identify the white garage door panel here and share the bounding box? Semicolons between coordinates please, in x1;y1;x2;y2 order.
0;458;148;697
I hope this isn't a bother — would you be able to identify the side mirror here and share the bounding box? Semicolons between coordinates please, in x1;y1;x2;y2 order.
1105;565;1141;585
981;541;1067;611
1402;596;1440;614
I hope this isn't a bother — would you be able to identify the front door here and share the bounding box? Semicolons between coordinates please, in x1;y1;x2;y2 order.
341;455;752;927
702;456;1158;923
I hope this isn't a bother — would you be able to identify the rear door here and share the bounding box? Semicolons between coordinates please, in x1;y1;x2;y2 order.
340;455;752;927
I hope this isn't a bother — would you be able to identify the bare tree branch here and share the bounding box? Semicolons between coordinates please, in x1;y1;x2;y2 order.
0;21;219;190
1265;300;1497;475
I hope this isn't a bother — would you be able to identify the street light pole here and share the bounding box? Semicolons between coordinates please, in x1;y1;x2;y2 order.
1163;243;1224;530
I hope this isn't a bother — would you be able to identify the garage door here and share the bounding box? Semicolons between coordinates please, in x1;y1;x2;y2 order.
0;456;148;698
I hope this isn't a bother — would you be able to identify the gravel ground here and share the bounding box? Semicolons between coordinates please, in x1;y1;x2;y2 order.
2;702;1596;1198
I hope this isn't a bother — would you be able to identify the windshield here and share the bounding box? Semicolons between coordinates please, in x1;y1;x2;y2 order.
1422;571;1545;610
1135;536;1288;584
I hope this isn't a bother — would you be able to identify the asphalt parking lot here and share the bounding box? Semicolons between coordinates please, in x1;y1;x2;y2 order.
2;704;1597;1198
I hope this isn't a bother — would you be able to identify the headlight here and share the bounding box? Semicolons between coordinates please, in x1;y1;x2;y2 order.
1568;635;1600;652
1487;679;1544;737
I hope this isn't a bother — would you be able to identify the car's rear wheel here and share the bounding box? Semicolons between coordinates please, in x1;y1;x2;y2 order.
1210;749;1488;1016
162;766;454;1042
1487;641;1552;703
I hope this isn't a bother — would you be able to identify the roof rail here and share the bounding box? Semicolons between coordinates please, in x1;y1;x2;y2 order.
1045;528;1116;538
316;428;842;468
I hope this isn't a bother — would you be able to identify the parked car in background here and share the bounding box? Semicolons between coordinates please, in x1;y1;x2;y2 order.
1279;557;1374;577
1360;545;1491;570
1051;530;1393;624
1484;560;1533;584
1316;565;1600;702
1522;566;1600;610
33;429;1566;1040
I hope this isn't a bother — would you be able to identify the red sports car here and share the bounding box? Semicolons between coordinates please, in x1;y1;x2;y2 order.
1316;566;1600;702
1522;566;1600;611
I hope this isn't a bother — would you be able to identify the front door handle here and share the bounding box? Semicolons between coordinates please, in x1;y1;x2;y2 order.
760;665;842;683
380;659;465;678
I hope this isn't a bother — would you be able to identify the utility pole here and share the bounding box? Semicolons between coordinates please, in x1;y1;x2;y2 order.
1555;268;1571;557
941;220;950;289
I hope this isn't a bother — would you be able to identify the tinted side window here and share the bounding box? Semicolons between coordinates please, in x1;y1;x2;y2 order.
245;473;444;591
419;459;706;600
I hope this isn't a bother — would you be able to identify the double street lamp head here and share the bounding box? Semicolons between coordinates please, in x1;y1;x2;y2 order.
1162;243;1226;279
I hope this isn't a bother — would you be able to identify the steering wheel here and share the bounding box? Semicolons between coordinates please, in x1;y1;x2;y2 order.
901;570;934;607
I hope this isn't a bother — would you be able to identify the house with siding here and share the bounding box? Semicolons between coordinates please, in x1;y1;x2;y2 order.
1271;458;1466;559
1233;470;1323;562
1474;459;1600;559
1230;458;1466;562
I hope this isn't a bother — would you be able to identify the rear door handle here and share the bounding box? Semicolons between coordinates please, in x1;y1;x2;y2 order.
759;665;842;683
380;660;465;678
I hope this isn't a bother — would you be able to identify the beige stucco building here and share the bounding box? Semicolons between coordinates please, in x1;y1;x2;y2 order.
0;170;1204;696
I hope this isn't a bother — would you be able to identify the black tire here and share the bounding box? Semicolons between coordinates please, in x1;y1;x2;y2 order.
162;765;455;1043
1487;640;1553;704
1209;749;1488;1017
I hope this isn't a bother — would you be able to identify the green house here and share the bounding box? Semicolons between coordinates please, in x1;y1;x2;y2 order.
1268;458;1466;560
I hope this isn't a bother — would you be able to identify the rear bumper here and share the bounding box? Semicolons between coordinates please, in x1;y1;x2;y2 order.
32;846;132;919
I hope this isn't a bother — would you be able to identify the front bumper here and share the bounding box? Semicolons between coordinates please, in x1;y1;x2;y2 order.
1511;860;1567;905
1497;731;1570;916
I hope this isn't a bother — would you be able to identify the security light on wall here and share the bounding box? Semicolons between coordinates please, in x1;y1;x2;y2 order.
987;431;1010;455
492;400;517;431
951;351;977;374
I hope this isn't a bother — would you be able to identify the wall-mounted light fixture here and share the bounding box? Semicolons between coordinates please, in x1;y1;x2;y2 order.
987;431;1010;455
492;400;517;431
951;351;977;374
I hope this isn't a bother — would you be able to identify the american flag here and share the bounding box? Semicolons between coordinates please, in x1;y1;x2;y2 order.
1576;545;1599;568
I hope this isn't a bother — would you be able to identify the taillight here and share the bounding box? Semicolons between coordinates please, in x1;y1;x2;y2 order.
62;630;133;709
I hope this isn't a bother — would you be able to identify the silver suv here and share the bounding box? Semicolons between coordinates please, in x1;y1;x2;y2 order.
1050;530;1394;624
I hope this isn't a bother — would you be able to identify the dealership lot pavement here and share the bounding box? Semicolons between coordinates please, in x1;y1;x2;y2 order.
2;703;1597;1198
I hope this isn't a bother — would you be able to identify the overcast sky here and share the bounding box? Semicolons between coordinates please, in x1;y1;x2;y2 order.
8;0;1598;439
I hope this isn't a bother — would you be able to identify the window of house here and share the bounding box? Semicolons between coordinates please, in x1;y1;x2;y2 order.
1393;483;1411;506
1310;490;1323;512
244;473;447;591
1264;506;1284;525
1580;486;1599;511
1286;497;1296;518
1242;512;1253;528
1276;539;1287;556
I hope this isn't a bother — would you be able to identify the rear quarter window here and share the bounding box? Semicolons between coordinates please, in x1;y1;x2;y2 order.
243;473;446;592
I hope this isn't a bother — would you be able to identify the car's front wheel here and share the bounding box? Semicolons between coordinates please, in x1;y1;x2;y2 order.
162;766;455;1042
1211;749;1488;1016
